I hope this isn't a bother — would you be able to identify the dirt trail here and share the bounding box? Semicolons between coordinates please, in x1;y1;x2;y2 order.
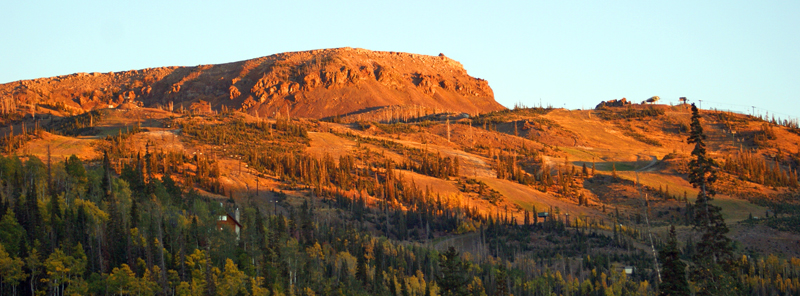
636;156;658;172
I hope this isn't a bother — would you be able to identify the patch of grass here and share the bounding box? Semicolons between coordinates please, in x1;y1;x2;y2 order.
478;178;553;213
617;172;694;193
594;161;650;172
560;147;601;161
711;198;766;222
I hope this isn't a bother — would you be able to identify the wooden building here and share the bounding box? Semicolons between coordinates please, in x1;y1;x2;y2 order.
216;209;242;240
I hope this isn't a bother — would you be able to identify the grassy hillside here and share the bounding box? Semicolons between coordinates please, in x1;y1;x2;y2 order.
1;103;798;295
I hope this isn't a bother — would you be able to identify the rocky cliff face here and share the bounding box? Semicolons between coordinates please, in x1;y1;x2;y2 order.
0;47;505;119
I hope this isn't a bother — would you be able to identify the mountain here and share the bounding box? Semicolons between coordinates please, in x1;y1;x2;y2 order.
0;47;504;119
1;50;800;295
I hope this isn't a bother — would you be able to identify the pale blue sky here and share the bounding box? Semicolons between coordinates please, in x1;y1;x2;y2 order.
2;1;798;120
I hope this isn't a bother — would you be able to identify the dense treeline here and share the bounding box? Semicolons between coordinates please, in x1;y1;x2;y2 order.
749;194;800;234
722;149;799;188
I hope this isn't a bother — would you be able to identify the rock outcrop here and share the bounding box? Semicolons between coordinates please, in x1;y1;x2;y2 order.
596;98;631;109
0;47;505;119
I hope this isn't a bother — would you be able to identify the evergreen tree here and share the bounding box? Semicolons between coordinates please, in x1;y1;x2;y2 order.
658;225;689;296
523;210;530;226
686;103;734;296
23;178;42;243
373;242;388;294
64;154;87;190
0;208;26;256
48;188;62;251
356;246;369;288
101;151;113;202
494;266;509;296
162;174;182;205
437;246;469;296
130;199;139;228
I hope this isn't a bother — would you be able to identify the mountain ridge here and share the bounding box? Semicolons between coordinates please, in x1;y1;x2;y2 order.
0;47;505;119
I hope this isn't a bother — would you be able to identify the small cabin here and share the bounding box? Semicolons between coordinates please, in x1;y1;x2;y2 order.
216;210;242;240
624;266;634;275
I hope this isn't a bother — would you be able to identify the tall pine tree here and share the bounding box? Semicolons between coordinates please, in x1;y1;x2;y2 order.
686;103;735;296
